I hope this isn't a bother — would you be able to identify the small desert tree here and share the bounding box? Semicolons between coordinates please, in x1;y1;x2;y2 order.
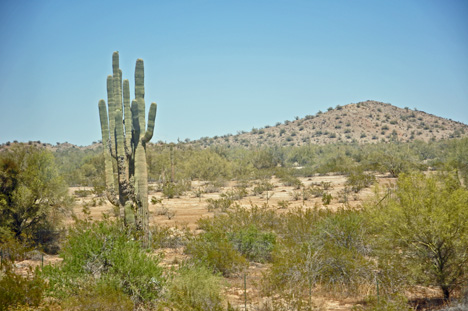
0;144;70;250
366;172;468;300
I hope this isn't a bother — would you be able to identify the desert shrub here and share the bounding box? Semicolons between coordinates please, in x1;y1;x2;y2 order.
221;187;248;200
280;175;303;189
251;149;278;170
290;190;302;201
203;182;221;193
275;168;303;189
43;219;164;304
0;237;30;262
346;170;376;193
253;180;274;195
150;225;191;249
0;144;71;251
322;192;332;205
266;208;373;295
155;206;176;219
365;172;468;300
61;281;134;311
74;189;93;198
0;265;45;311
151;196;163;205
353;294;414;311
185;230;247;277
199;205;280;236
277;200;290;209
206;197;233;212
162;180;191;198
164;264;224;311
307;185;324;198
187;205;281;274
228;225;276;263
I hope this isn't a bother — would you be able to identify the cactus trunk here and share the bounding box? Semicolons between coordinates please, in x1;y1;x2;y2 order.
98;52;157;245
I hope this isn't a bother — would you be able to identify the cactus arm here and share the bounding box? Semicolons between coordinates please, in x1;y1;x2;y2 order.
142;102;157;144
123;79;132;155
135;59;145;100
114;75;125;161
131;99;139;139
106;75;116;158
98;99;119;206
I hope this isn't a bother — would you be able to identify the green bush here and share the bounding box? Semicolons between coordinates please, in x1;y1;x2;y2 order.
353;294;414;311
346;170;376;193
206;197;234;212
0;265;45;311
322;192;332;205
266;209;373;295
229;225;276;263
365;172;468;300
150;225;191;249
164;265;224;311
0;144;71;251
162;180;191;198
74;189;93;198
61;281;134;311
185;230;247;277
253;180;274;195
221;187;248;200
43;219;165;304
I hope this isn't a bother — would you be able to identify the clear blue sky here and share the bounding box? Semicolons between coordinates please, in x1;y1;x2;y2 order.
1;0;467;146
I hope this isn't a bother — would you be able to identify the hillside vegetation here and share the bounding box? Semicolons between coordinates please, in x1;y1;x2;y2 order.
189;101;468;148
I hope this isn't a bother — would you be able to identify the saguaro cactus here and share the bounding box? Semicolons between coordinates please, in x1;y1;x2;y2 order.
98;52;157;243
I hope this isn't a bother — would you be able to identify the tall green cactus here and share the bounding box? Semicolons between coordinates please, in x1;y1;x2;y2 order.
98;52;157;243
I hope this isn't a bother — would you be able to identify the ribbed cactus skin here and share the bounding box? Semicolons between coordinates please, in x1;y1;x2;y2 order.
98;52;157;245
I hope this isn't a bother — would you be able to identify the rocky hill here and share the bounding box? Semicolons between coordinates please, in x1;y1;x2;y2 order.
191;100;468;147
2;101;467;151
